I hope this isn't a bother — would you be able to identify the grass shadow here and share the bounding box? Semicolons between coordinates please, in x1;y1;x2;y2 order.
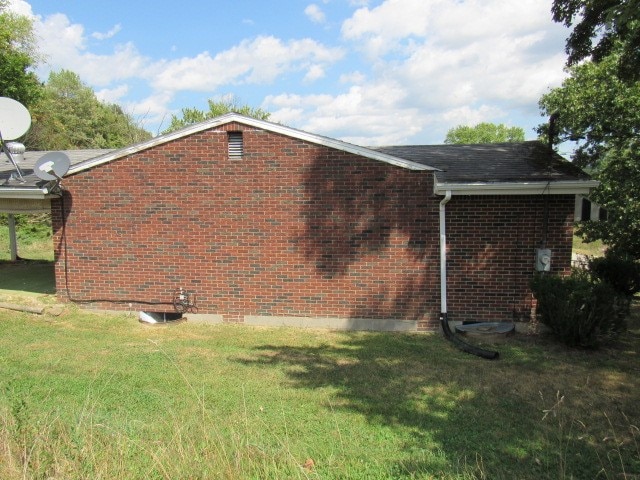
0;261;55;294
236;327;640;478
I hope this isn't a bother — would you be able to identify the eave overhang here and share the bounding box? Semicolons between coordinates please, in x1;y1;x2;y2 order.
0;187;57;200
434;179;600;196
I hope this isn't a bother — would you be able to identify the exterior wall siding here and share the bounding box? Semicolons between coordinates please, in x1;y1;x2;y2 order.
51;124;575;330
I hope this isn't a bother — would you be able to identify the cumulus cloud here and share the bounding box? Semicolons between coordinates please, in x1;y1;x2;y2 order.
305;4;326;23
6;0;33;16
271;0;569;143
95;84;129;104
91;24;122;40
150;36;343;92
32;13;149;86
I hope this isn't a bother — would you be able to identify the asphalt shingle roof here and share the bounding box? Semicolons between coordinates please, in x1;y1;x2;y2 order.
0;149;112;187
371;141;590;184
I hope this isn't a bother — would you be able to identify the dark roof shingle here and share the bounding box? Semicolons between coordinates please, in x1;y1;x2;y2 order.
372;141;590;184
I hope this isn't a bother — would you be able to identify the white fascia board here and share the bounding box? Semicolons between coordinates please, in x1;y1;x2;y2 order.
434;180;600;196
68;113;436;175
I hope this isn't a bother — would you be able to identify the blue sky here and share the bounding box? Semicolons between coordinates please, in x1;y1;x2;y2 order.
9;0;571;146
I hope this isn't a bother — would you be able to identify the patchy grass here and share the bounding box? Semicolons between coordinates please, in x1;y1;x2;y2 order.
0;223;54;262
1;305;638;479
573;232;606;258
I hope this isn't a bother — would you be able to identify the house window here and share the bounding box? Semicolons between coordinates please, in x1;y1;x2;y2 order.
228;131;243;160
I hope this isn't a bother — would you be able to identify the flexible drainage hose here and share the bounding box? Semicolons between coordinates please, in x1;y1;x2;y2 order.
440;313;500;360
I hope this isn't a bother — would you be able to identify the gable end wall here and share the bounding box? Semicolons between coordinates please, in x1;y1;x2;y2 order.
52;124;441;329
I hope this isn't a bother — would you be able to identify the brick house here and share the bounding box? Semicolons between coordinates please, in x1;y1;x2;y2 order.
0;114;597;331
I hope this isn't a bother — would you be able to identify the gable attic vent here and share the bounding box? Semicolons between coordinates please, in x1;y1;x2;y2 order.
228;131;243;160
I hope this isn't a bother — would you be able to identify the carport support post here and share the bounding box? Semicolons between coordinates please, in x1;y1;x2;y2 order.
8;214;17;261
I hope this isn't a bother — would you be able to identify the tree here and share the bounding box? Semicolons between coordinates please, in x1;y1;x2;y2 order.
551;0;640;81
539;51;640;257
0;0;42;107
25;70;150;150
163;96;271;134
444;123;525;144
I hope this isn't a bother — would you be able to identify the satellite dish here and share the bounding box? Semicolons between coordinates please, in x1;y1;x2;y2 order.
34;152;71;181
0;97;32;140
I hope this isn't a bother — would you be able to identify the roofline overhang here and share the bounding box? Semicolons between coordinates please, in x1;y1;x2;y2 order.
67;113;436;175
0;187;58;200
434;180;600;196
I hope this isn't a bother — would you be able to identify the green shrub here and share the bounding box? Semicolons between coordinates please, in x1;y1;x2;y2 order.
0;213;52;244
531;271;627;348
589;251;640;297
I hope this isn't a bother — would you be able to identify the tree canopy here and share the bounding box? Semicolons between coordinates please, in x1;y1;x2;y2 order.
552;0;640;81
162;96;271;134
444;123;525;144
0;0;41;107
24;70;150;150
539;51;640;257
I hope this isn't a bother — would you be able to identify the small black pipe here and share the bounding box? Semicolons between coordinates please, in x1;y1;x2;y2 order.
440;313;500;360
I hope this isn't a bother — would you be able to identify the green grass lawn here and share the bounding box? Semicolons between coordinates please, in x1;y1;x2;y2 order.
1;306;638;479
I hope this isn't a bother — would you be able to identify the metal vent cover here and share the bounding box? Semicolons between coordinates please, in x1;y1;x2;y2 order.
228;131;243;159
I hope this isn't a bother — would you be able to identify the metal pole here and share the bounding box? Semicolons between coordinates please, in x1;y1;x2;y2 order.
8;213;18;261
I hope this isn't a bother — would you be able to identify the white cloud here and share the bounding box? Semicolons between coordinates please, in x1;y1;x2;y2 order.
150;36;343;92
95;84;129;104
272;0;569;143
5;0;33;16
33;13;149;86
91;24;122;40
305;4;326;24
124;91;177;135
304;64;326;82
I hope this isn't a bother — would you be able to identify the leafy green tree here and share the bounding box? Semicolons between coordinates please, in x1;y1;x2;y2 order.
444;123;525;144
163;96;271;134
552;0;640;81
25;70;150;150
539;52;640;257
0;0;42;107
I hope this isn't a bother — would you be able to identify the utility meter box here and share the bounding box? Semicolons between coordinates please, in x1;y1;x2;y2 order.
536;248;552;272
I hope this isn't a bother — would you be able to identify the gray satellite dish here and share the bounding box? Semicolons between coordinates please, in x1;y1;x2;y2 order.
34;152;71;181
0;97;32;140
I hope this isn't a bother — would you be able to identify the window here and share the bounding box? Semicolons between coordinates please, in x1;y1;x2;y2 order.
228;131;243;160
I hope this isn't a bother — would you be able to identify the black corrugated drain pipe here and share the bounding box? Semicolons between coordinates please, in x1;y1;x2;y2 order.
439;191;499;360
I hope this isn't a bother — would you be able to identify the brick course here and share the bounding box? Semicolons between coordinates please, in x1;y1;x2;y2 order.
51;123;574;329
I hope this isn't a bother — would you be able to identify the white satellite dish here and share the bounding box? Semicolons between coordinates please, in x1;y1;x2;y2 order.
0;97;32;140
34;152;71;181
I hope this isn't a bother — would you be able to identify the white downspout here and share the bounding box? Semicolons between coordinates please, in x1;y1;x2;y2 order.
439;190;452;316
437;190;499;359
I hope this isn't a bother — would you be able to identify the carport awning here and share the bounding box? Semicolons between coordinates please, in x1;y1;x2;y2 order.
0;196;53;214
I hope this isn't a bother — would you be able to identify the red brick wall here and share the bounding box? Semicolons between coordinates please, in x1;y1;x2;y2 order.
445;195;574;323
51;124;575;329
52;123;440;329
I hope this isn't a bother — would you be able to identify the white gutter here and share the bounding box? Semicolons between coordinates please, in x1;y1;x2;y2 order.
434;180;599;196
439;190;452;315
